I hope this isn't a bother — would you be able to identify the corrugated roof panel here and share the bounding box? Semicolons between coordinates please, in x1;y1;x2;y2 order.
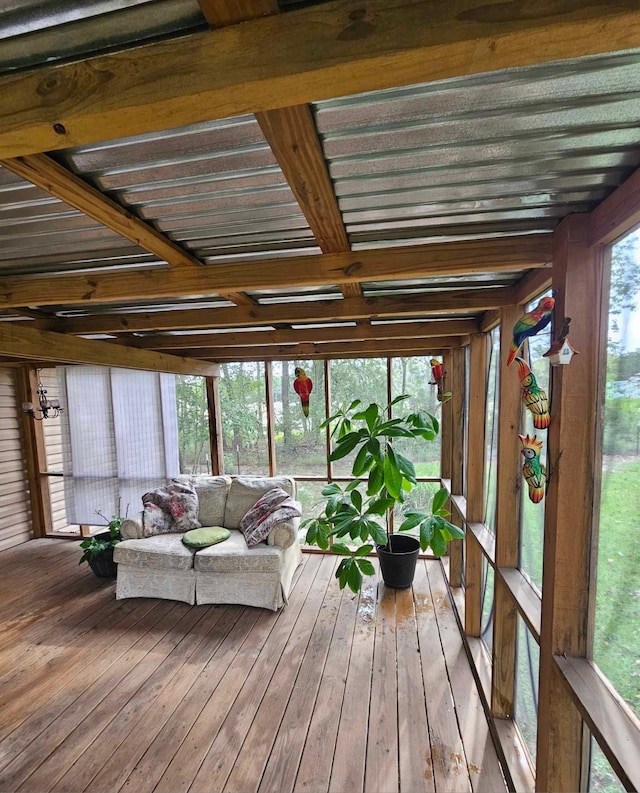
53;116;318;263
0;165;159;276
314;51;640;248
0;0;207;75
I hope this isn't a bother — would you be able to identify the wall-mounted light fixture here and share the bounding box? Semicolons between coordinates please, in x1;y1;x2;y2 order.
22;372;63;420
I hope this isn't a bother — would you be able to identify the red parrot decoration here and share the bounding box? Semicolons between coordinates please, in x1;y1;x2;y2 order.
429;358;445;402
293;367;313;417
507;296;555;366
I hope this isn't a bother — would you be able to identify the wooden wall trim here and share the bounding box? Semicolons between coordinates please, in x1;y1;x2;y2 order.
588;166;640;247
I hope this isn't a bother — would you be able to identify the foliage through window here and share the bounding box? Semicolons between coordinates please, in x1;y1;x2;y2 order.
593;230;640;724
219;362;269;476
176;375;210;475
484;328;500;532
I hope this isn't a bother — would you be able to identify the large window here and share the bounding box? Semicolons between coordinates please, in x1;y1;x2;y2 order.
484;327;500;532
176;375;210;475
271;360;326;477
219;362;269;476
519;292;552;591
593;230;640;724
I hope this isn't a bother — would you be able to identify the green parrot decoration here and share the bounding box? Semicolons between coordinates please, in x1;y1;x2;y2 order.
515;357;551;429
519;434;547;503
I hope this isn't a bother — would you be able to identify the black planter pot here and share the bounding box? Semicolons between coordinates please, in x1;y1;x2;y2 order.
88;532;118;578
376;534;420;589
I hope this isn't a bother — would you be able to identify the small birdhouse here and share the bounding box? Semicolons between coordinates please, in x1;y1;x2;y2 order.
543;337;579;366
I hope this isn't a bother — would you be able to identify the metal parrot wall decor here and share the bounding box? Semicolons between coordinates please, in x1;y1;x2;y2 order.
429;358;446;402
519;434;547;503
293;367;313;417
514;357;551;429
507;296;555;366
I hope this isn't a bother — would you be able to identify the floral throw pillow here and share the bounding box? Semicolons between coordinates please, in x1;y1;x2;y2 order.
239;487;301;547
142;482;201;537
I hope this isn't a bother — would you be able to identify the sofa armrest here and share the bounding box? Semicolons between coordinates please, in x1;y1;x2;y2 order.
266;502;301;549
120;514;144;540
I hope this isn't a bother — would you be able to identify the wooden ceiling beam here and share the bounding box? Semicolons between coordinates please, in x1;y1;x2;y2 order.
0;323;219;376
0;235;550;309
588;167;640;247
128;318;480;349
0;152;253;308
1;1;639;159
255;104;361;298
37;288;515;335
199;336;464;362
479;309;501;333
197;0;279;27
513;265;553;305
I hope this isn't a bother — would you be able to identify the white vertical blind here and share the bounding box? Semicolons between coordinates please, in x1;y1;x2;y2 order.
59;366;179;523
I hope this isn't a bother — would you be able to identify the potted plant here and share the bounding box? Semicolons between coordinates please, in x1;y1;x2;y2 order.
79;514;123;578
302;396;464;592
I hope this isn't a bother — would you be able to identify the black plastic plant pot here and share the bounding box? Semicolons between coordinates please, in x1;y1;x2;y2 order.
88;532;118;578
376;534;420;589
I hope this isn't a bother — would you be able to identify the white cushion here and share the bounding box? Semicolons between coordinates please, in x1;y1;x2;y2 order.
114;534;196;571
223;476;296;529
173;475;231;527
194;530;282;573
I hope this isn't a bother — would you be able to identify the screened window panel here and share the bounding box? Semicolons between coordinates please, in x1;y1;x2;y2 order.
176;375;211;475
519;290;552;591
328;358;388;476
588;735;627;793
515;616;539;767
272;360;327;476
484;328;500;533
481;558;494;652
593;230;640;721
390;357;441;478
219;361;269;476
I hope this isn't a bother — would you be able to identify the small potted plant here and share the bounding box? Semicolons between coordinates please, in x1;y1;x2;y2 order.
79;513;123;578
302;396;464;592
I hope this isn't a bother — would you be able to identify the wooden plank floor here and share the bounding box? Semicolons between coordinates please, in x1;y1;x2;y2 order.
0;539;507;793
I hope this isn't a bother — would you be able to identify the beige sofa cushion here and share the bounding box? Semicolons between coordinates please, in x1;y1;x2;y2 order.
194;530;282;573
114;534;196;571
223;476;296;529
174;475;231;527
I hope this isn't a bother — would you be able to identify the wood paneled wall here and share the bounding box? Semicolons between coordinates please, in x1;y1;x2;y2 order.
0;367;33;550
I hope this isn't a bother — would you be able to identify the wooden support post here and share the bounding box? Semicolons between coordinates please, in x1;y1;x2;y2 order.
440;350;453;482
536;215;606;793
491;306;523;719
465;334;488;636
16;366;52;538
265;361;277;476
448;347;465;586
205;376;224;476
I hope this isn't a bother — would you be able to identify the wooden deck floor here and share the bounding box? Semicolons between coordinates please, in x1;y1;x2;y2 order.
0;540;507;793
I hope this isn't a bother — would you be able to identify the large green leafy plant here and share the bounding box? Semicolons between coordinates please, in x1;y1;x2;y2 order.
302;396;464;592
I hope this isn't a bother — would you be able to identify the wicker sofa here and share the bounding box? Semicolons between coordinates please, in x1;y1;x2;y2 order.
113;475;303;611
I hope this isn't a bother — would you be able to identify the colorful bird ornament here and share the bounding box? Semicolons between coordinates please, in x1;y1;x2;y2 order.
519;434;547;504
515;357;551;430
429;358;445;402
507;296;555;366
293;367;313;417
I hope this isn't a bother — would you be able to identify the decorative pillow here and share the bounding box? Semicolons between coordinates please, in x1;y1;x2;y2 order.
240;488;302;547
142;482;201;537
182;526;230;548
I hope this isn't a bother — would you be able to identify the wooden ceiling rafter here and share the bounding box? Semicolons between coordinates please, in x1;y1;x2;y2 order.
123;318;480;350
255;104;363;299
1;0;639;160
196;0;279;27
0;153;255;308
36;287;514;336
0;234;551;309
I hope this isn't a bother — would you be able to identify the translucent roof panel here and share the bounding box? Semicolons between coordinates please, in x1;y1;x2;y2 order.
52;115;318;263
314;52;640;248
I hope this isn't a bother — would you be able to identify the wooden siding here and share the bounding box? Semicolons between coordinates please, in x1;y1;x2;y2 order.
0;367;32;550
0;542;507;793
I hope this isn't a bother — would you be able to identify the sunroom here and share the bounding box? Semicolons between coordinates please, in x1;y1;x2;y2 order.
0;2;638;792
